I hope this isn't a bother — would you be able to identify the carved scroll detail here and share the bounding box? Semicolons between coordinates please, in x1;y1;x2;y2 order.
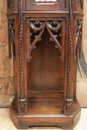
65;98;73;112
8;19;15;58
46;21;62;50
27;21;45;62
19;98;26;112
30;21;45;52
28;21;62;62
76;20;82;59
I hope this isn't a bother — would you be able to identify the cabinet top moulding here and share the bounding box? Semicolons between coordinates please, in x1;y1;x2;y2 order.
7;0;83;16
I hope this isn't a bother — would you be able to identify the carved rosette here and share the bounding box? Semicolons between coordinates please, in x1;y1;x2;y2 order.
27;20;63;62
8;19;15;58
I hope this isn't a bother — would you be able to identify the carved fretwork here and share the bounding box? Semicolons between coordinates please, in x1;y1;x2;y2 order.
29;21;45;52
77;0;83;9
46;21;62;50
28;21;62;62
76;20;82;59
8;0;14;9
8;19;15;58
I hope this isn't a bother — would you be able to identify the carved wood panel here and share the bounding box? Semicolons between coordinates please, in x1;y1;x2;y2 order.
27;20;65;62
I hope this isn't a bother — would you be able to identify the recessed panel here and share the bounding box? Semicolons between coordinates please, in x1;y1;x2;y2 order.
27;39;64;91
25;0;65;11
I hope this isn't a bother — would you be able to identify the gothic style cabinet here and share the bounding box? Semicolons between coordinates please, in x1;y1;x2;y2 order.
7;0;83;129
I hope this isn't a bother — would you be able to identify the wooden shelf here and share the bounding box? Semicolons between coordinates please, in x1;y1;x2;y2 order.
28;98;64;115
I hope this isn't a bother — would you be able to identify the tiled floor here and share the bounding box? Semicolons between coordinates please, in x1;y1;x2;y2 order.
0;108;87;130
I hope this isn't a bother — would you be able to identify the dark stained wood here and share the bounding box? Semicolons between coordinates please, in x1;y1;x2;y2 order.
7;0;83;129
27;91;64;99
28;98;64;114
27;29;64;92
25;0;66;11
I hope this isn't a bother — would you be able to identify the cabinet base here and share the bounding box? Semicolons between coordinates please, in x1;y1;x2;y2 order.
10;99;81;129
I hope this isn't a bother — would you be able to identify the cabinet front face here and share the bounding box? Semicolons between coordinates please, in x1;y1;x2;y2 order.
8;0;82;128
25;0;66;11
26;18;65;103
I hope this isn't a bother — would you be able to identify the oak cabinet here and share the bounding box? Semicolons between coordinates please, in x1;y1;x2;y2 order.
7;0;83;129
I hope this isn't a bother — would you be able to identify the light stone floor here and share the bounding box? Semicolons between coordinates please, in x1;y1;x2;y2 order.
0;108;87;130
